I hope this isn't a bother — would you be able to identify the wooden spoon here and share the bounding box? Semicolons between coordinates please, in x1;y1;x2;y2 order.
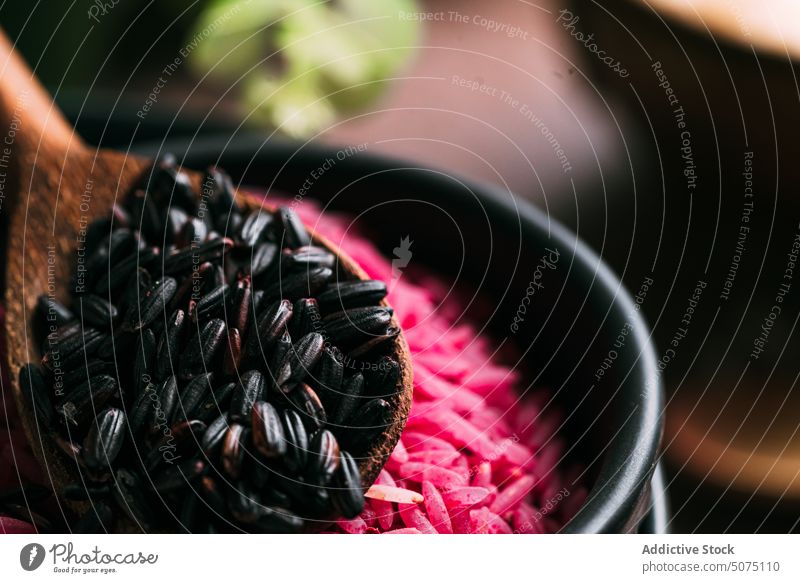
0;29;412;528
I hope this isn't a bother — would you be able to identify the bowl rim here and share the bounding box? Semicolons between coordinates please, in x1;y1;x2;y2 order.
134;135;665;534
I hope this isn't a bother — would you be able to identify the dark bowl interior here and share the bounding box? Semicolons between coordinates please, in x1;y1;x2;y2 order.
129;136;663;533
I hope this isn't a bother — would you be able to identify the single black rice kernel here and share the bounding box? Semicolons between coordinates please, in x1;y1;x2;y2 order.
331;451;364;519
19;364;53;428
222;328;242;376
83;408;127;471
106;228;140;264
222;423;247;479
365;356;401;397
288;383;327;430
281;409;308;474
170;261;212;312
245;299;292;361
174;372;214;421
316;280;387;313
228;276;252;335
349;326;400;358
166;207;190;246
195;382;235;422
124;277;177;331
289;298;321;338
118;266;153;316
267;330;292;387
154;309;186;380
128;382;157;437
152;458;206;493
251;401;286;459
262;266;333;302
42;327;104;371
177;216;209;249
276;207;312;249
228;370;265;422
153;375;180;427
132;328;157;397
57;375;119;429
62;359;114;389
343;398;392;454
201;415;230;457
280;246;336;273
218;210;244;240
247;242;279;278
143;158;197;214
275;332;324;386
331;373;365;427
192;283;229;322
322;306;393;346
239;210;274;248
306;429;340;485
112;468;154;532
35;294;74;327
179;318;227;380
312;346;344;411
162;238;233;274
203;166;238;221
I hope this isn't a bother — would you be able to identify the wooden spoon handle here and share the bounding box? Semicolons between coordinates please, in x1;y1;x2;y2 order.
0;27;78;161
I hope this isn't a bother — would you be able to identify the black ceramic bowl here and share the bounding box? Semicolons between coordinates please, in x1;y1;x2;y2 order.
127;135;663;533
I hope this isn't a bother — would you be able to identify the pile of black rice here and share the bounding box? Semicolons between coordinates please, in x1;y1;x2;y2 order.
19;155;402;533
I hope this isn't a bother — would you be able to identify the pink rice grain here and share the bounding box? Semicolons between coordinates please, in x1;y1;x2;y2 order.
337;517;368;534
406;449;461;467
421;481;453;534
398;503;437;534
383;528;422;535
449;507;474;534
401;432;459;453
441;487;493;508
471;461;493;488
289;201;583;536
360;506;377;528
398;462;467;490
471;507;514;534
489;475;537;516
389;439;409;465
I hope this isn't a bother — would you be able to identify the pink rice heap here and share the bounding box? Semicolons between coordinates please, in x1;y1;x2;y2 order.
291;201;588;534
